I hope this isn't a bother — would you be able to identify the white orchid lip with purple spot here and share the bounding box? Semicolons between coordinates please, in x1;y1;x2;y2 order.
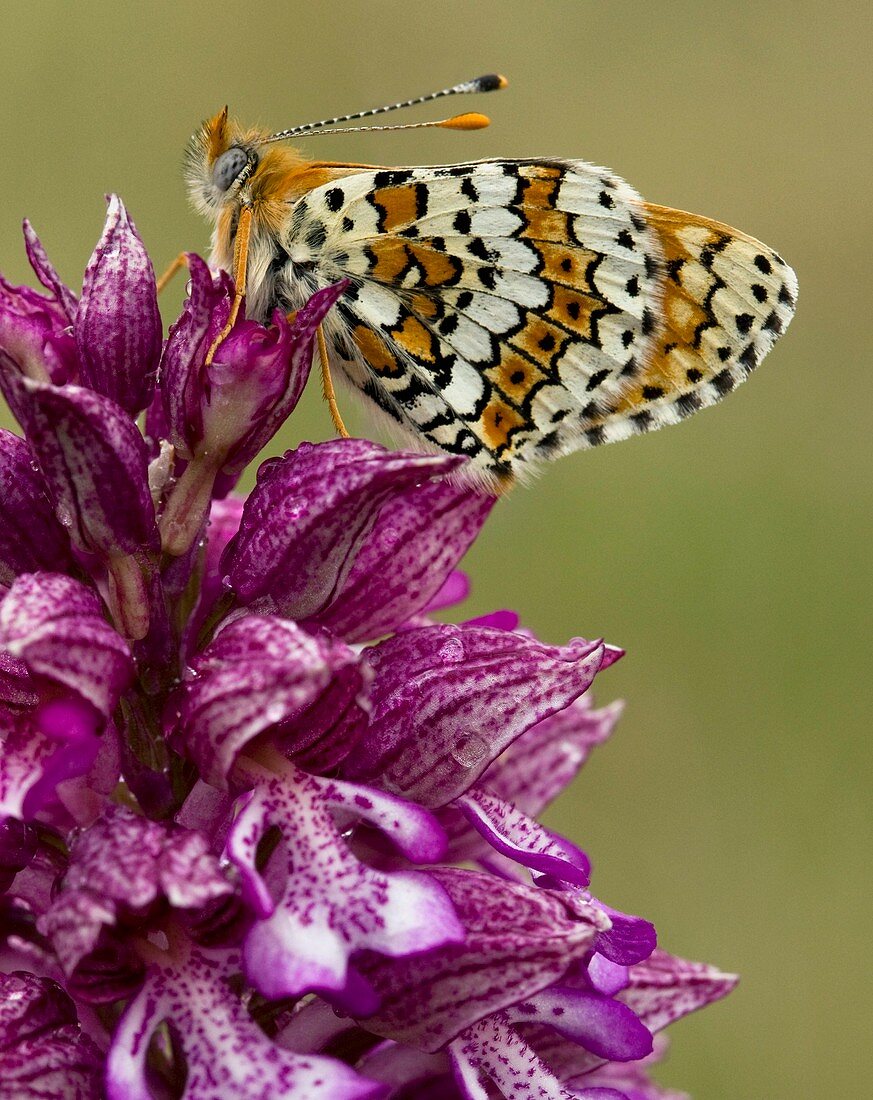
0;199;737;1099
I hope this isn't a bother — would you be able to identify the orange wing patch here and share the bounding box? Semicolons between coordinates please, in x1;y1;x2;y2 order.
479;396;527;452
364;239;462;288
390;314;438;362
353;325;402;377
485;345;550;404
509;314;570;370
372;182;427;232
516;165;572;243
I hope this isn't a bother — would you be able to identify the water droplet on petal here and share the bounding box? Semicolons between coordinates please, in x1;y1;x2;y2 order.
438;636;465;663
451;733;487;768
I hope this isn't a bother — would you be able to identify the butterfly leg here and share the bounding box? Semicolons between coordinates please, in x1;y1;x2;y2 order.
204;204;253;366
317;324;350;438
156;252;190;295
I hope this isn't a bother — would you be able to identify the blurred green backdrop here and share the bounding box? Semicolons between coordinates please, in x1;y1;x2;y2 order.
1;2;868;1096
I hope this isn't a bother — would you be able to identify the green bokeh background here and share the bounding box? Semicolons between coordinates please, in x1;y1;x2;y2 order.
1;2;868;1096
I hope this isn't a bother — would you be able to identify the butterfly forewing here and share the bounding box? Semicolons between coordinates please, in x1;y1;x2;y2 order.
278;160;796;485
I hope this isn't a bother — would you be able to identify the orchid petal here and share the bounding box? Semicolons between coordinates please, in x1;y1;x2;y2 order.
23;220;78;322
0;573;133;717
0;430;75;589
16;379;159;557
343;626;609;807
620;949;739;1034
107;947;385;1100
222;440;463;620
76;195;161;415
226;767;460;1011
39;806;233;980
508;987;653;1062
0;971;103;1097
449;1013;604;1100
454;787;591;886
179;614;366;787
357;868;608;1051
309;478;494;642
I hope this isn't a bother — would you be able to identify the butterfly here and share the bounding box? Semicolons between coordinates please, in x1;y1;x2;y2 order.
182;75;797;490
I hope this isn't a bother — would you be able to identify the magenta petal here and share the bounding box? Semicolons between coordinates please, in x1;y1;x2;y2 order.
0;971;103;1097
160;272;345;475
0;572;133;717
160;253;233;458
215;281;350;474
39;806;233;978
222;440;463;620
586;954;629;997
179;614;366;787
19;700;101;821
0;716;59;821
357;868;609;1051
308;478;495;642
574;1045;686;1100
463;608;521;631
455;788;591;886
275;998;360;1053
17;379;159;557
23;220;78;323
226;767;461;1009
509;987;653;1062
355;1040;451;1095
0;650;36;712
0;244;79;387
620;949;739;1034
342;626;608;807
0;430;75;588
594;906;657;967
450;1013;597;1100
76;195;161;415
424;569;470;613
106;947;385;1100
483;696;623;816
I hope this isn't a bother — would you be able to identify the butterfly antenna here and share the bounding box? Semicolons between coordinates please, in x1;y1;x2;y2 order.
258;74;507;144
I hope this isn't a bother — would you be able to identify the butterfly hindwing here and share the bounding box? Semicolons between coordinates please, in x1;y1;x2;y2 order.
279;160;796;485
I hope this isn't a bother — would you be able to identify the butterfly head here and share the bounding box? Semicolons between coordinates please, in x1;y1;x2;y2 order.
184;107;304;220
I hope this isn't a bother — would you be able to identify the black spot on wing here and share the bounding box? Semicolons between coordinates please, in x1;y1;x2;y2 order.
586;369;610;392
461;177;479;202
305;221;327;249
754;254;773;274
676;392;702;418
373;170;413;187
711;369;736;395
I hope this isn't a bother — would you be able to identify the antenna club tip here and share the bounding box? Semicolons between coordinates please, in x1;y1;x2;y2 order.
475;73;509;92
442;112;491;131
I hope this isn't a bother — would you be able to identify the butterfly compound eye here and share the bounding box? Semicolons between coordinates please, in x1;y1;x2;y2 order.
212;146;251;191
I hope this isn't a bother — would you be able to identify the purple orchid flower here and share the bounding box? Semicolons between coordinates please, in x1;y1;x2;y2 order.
0;201;737;1098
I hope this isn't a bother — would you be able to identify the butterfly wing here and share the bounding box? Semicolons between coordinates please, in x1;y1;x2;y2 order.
279;160;796;485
